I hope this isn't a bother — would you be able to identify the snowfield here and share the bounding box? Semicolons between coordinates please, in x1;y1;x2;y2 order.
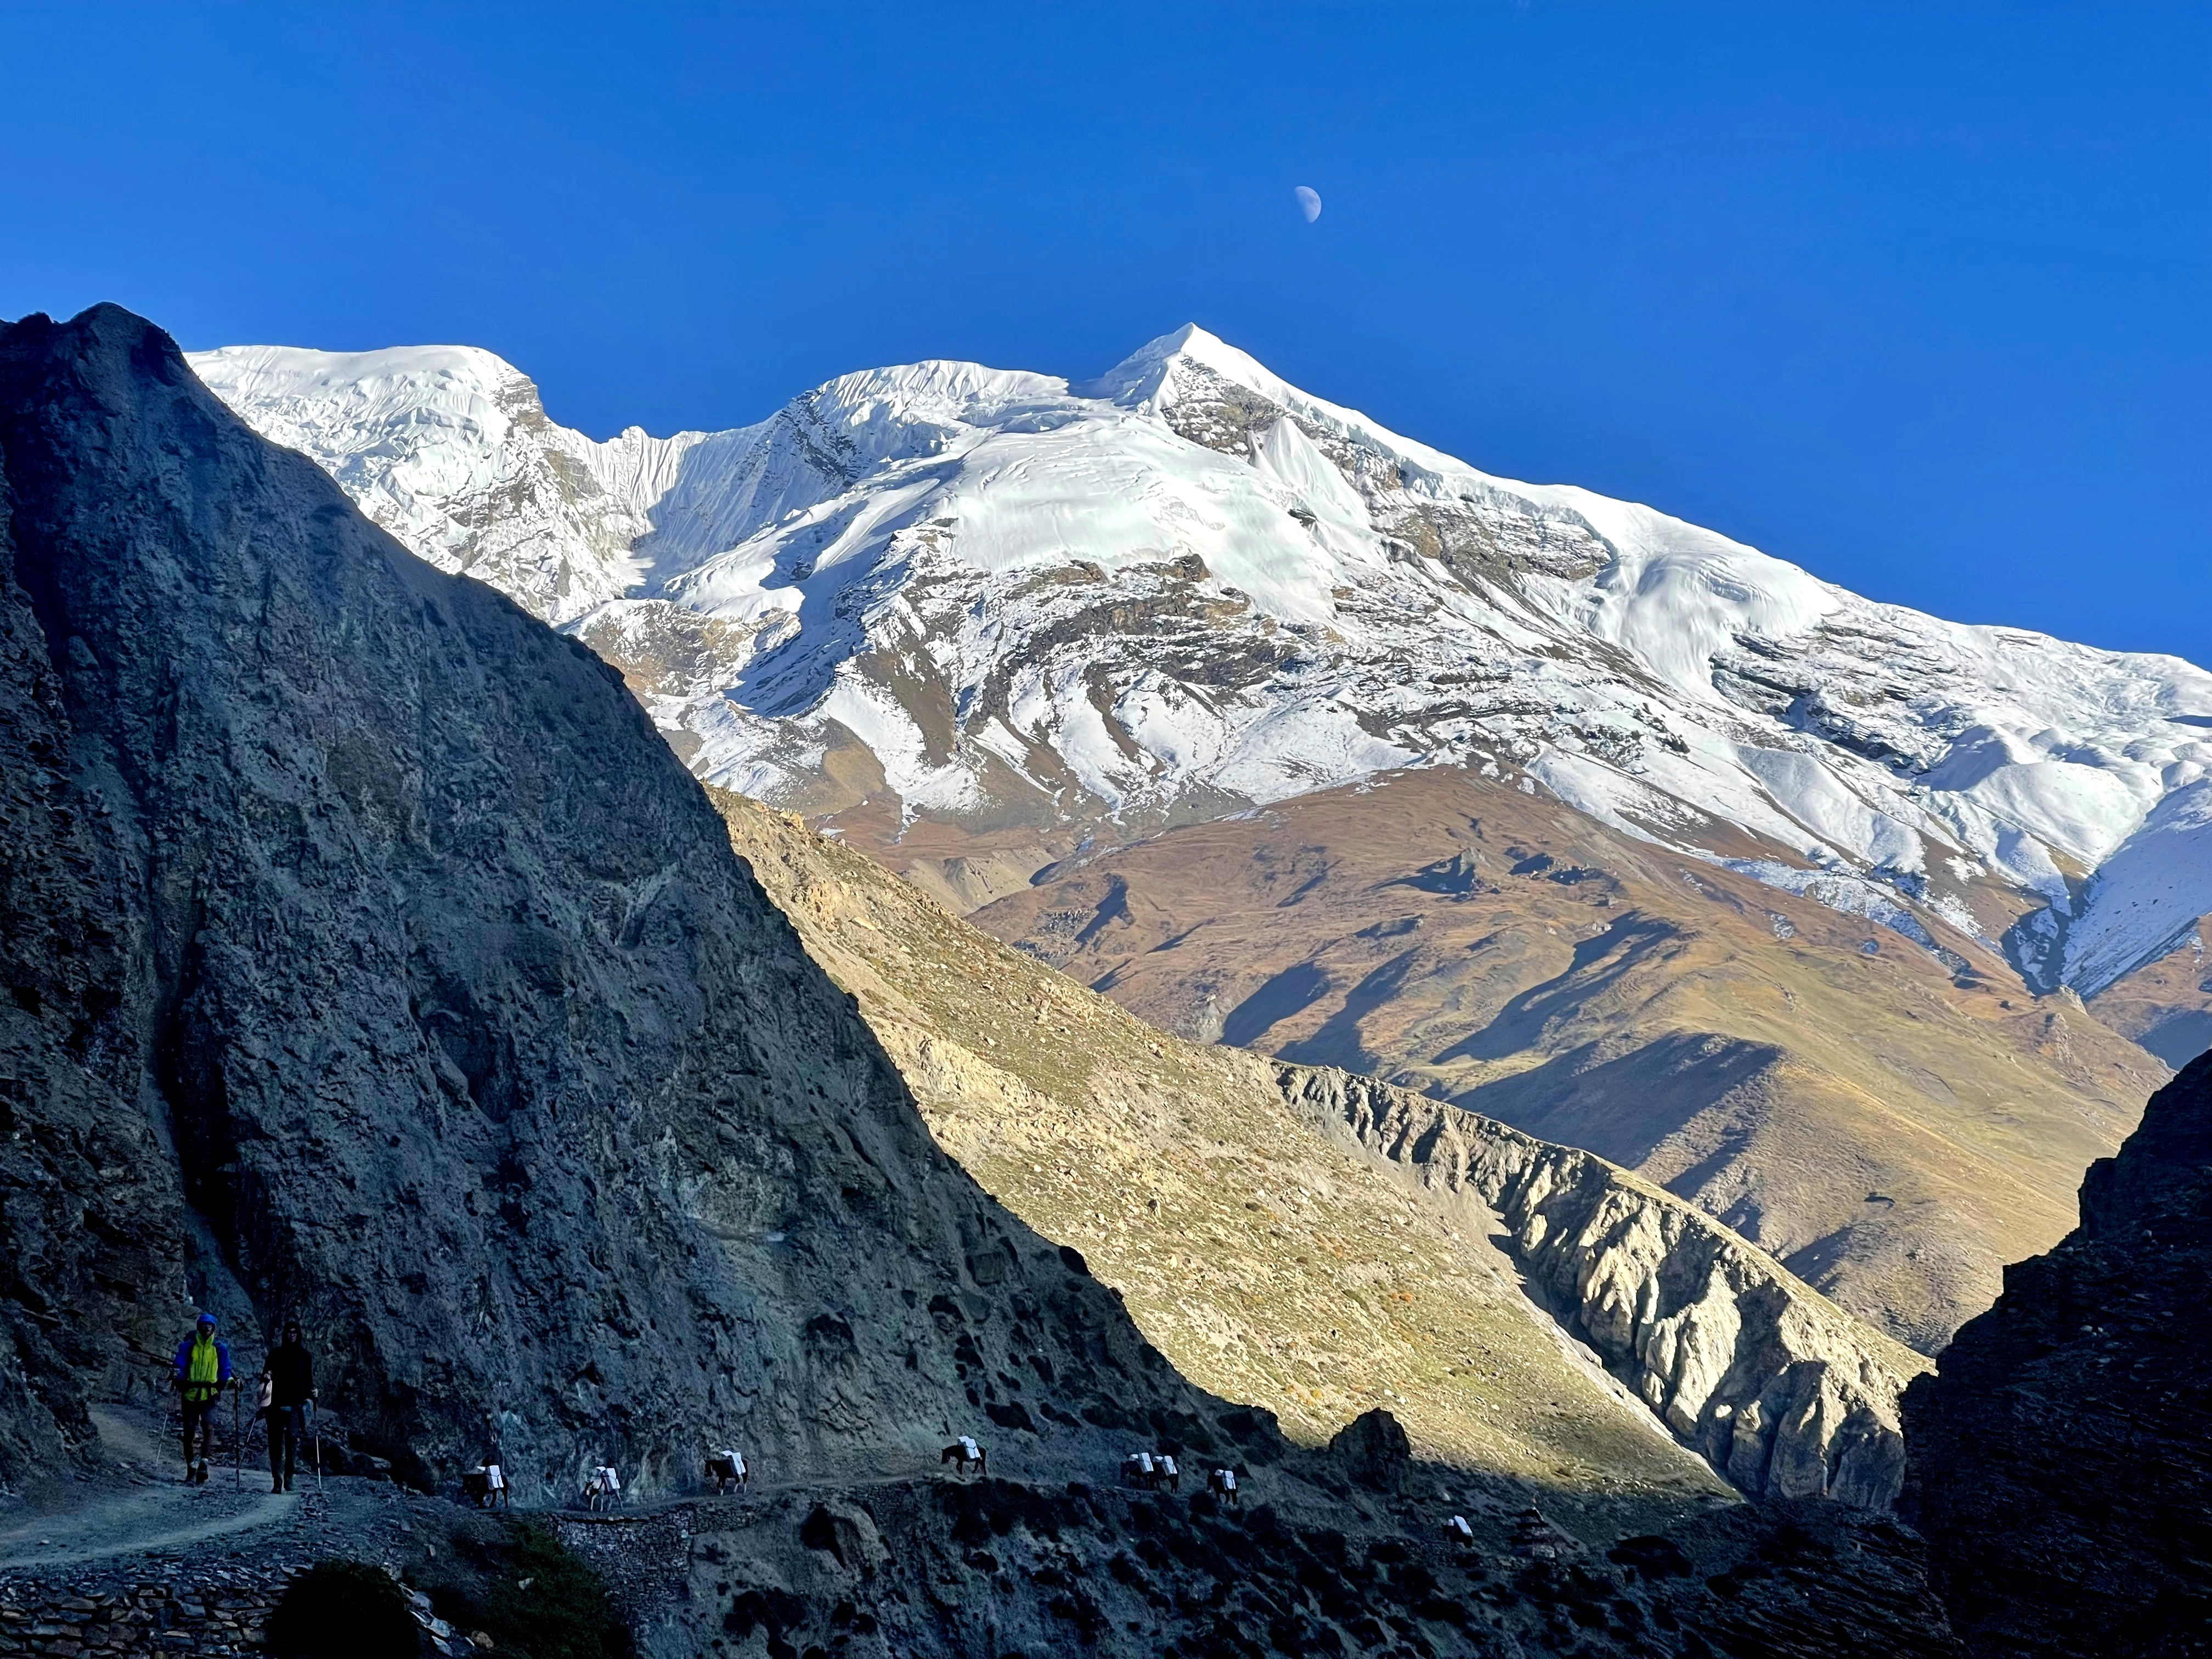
190;325;2212;995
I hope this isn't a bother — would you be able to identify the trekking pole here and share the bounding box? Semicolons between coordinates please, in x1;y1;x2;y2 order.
312;1401;323;1493
233;1380;242;1488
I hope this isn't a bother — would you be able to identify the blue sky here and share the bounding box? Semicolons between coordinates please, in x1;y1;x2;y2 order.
5;3;2206;666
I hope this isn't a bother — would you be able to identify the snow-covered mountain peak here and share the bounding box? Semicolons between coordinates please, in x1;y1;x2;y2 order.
189;341;711;620
1094;323;1483;487
805;358;1073;444
1092;322;1280;408
191;326;2212;1001
189;341;527;413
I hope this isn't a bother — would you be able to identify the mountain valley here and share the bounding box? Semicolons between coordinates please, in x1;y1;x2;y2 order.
3;291;2205;1657
0;299;2044;1659
711;789;1923;1506
972;764;2164;1352
191;325;2212;1365
7;0;2206;1644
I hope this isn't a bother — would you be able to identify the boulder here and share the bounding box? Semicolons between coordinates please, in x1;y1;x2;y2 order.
1327;1407;1410;1494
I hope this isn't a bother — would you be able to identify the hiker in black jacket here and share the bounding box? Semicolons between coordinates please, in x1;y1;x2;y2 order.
262;1322;315;1493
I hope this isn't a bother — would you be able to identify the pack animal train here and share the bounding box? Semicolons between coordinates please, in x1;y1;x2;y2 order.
1121;1451;1182;1491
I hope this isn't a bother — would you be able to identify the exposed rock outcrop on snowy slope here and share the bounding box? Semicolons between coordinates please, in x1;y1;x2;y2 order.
191;327;2212;1009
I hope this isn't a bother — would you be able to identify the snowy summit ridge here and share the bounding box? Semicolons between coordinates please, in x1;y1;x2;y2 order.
189;327;2212;997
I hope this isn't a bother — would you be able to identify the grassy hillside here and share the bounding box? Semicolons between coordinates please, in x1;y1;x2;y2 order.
714;787;1740;1499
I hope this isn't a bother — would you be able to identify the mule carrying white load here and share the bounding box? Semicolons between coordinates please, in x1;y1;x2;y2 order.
584;1465;623;1510
706;1448;747;1492
462;1462;508;1508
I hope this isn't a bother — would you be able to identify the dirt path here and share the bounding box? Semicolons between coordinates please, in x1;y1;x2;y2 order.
0;1410;1091;1572
0;1485;295;1570
0;1407;306;1570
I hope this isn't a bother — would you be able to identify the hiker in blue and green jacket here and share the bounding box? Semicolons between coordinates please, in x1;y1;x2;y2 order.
171;1312;230;1483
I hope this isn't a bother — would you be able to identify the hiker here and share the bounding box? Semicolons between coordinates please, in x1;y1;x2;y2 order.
262;1321;315;1493
171;1313;230;1483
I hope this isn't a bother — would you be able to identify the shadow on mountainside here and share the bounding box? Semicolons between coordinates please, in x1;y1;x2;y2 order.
1438;913;1689;1065
1275;946;1431;1073
1453;1032;1787;1176
0;303;1320;1506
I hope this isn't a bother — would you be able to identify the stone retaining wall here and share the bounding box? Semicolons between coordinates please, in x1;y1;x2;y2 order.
549;1506;696;1626
0;1565;285;1659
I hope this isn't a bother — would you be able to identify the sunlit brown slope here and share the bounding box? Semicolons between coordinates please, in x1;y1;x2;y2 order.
2085;916;2212;1071
969;768;2165;1353
709;788;1720;1496
710;787;1936;1514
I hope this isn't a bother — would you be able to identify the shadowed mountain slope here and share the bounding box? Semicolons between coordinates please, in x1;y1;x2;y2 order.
1901;1050;2212;1657
0;304;1260;1499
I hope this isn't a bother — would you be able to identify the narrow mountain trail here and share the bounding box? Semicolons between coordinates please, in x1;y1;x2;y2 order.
0;1404;1135;1573
0;1486;294;1572
0;1411;297;1570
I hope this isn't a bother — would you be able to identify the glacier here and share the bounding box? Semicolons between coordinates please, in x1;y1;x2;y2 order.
188;325;2212;996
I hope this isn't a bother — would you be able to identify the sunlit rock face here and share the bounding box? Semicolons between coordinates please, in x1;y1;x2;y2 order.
1276;1065;1923;1509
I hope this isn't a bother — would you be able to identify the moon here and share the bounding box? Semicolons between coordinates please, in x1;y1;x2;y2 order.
1294;185;1322;223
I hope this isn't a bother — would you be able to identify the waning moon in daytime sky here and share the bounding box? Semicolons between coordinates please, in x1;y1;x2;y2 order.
1294;185;1322;223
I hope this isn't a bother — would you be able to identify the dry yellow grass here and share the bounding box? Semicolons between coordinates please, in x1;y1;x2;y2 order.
710;787;1728;1498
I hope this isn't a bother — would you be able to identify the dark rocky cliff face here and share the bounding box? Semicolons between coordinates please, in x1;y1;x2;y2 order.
1901;1049;2212;1657
0;304;1226;1496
